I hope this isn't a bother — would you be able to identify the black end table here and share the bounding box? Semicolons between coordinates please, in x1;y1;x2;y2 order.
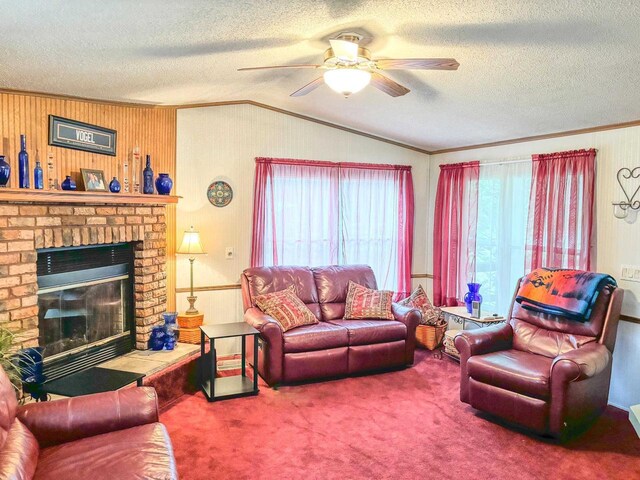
41;367;145;398
200;322;259;401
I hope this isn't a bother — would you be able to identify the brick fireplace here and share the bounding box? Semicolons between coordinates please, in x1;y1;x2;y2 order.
0;201;169;352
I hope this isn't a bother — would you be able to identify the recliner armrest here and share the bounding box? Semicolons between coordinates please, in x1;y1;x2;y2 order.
454;322;513;358
551;343;611;383
17;387;159;448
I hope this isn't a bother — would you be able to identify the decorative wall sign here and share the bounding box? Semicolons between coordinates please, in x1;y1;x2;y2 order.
48;115;117;156
207;180;233;207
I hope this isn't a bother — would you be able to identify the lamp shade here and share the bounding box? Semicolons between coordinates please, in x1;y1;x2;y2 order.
323;68;371;96
177;227;205;255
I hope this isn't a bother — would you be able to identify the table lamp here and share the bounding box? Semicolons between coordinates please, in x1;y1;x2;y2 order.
177;226;206;314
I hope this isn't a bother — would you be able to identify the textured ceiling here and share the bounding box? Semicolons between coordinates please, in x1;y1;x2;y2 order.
1;1;640;151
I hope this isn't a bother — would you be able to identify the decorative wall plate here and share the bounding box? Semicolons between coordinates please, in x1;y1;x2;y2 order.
207;180;233;207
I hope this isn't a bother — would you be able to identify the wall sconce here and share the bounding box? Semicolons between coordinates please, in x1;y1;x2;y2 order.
612;167;640;221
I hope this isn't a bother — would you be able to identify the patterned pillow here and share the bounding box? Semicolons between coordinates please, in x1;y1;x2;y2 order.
344;281;394;320
254;285;319;332
399;285;440;326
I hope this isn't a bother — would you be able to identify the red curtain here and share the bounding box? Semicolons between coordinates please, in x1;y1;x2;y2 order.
432;161;479;307
525;149;596;271
251;157;414;296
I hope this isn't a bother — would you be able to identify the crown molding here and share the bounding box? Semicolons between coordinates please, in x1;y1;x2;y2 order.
429;119;640;155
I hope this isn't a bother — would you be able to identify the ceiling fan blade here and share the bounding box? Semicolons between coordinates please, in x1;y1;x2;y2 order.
375;58;460;70
290;77;325;97
329;39;358;62
370;72;410;97
238;64;321;71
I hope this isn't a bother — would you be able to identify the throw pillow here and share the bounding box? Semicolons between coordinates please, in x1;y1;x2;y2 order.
399;285;441;326
344;281;394;320
254;285;319;332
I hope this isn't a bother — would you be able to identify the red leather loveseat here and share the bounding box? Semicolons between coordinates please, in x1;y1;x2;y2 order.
242;265;420;386
0;365;178;480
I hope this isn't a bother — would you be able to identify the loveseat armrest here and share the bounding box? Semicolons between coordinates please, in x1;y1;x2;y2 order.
17;386;159;448
551;343;611;383
454;322;513;358
244;307;284;385
391;303;421;364
244;307;283;340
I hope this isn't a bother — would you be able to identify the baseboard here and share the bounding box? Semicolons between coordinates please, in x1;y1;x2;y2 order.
608;401;629;412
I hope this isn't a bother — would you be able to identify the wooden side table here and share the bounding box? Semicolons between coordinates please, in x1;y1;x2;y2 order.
441;306;505;361
199;322;259;401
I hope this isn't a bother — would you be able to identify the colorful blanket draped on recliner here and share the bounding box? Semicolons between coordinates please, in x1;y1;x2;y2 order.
515;268;617;322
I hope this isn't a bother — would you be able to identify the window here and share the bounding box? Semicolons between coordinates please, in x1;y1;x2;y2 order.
251;158;414;296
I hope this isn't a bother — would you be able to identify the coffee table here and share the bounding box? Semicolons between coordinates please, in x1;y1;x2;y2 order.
41;366;145;398
200;322;259;401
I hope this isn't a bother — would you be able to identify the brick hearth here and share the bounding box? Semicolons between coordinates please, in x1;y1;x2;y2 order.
0;203;168;350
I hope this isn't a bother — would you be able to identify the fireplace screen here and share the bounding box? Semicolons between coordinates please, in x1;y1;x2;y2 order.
37;244;134;361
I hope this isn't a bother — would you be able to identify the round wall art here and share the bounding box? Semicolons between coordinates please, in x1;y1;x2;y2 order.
207;180;233;207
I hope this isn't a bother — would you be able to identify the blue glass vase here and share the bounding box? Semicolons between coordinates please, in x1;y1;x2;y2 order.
0;155;10;187
149;326;165;351
61;175;76;191
463;282;483;314
34;161;44;189
18;134;29;188
163;312;178;350
155;173;173;195
143;155;154;194
109;176;121;193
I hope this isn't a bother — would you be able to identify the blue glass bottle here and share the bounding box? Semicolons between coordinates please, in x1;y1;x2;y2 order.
18;134;30;188
34;160;44;189
143;155;154;194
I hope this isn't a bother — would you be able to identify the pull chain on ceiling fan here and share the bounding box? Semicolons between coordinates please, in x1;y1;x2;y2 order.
238;32;459;98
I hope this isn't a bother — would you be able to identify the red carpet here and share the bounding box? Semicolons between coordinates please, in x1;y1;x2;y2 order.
161;350;640;480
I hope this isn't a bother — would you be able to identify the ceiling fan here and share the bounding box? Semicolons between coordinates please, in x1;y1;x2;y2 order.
238;32;459;98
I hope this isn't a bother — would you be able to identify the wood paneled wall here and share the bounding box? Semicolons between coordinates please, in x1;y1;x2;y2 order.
0;90;177;309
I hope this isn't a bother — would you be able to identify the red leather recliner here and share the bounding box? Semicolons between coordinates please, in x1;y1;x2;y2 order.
0;365;178;479
454;277;623;439
242;265;420;386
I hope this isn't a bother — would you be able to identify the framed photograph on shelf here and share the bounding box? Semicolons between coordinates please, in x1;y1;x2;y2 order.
80;168;108;192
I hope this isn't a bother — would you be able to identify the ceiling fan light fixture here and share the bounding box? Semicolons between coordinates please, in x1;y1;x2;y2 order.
323;68;371;97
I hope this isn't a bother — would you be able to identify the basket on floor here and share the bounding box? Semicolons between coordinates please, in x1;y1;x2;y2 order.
443;330;460;359
416;321;448;350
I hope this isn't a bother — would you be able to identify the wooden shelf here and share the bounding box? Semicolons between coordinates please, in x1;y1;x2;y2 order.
0;187;179;205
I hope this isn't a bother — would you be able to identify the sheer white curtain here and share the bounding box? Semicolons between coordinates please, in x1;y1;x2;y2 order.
260;161;339;266
340;166;400;292
475;160;532;315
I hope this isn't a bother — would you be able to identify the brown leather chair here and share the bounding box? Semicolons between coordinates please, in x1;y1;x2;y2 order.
454;277;623;439
242;265;420;386
0;365;178;479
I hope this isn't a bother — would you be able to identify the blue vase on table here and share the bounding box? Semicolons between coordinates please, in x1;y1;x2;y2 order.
0;155;10;187
463;282;482;314
155;173;173;195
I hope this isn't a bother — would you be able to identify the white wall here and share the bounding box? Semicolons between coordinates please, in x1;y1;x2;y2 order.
429;125;640;410
176;104;429;353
